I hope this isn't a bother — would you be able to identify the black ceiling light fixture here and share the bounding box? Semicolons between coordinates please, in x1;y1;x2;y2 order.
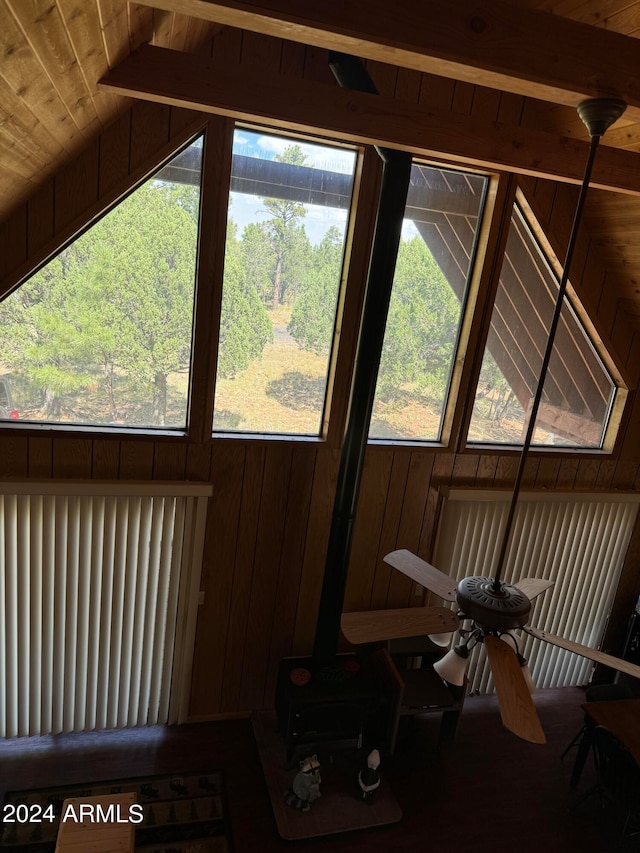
339;96;640;744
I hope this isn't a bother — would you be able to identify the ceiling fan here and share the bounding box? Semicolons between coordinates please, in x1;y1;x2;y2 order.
341;97;640;745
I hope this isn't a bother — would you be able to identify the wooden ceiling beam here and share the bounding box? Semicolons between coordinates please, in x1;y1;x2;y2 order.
132;0;640;114
100;45;640;196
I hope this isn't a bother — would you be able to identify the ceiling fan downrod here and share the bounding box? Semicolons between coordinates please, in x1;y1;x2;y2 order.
488;97;626;605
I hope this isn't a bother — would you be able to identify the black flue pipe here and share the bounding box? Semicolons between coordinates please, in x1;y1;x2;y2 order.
312;53;413;662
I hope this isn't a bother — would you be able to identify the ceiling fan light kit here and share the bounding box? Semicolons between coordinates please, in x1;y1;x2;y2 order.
341;98;640;744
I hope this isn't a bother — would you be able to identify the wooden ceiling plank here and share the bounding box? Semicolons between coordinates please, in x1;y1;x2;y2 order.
99;44;640;196
96;0;129;69
133;0;640;115
6;0;100;135
56;0;120;125
127;2;155;52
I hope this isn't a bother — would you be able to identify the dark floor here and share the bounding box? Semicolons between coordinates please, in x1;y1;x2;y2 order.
0;687;637;852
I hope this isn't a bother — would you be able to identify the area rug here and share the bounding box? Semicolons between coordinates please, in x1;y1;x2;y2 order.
0;770;232;852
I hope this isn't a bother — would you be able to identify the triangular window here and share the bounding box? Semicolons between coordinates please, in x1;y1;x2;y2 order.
468;199;618;449
0;136;203;431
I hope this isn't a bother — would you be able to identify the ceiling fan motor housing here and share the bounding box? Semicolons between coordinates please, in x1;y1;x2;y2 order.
456;577;532;630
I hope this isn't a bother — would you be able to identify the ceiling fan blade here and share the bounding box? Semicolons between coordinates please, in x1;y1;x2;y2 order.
524;625;640;680
383;549;457;601
514;578;554;601
484;635;546;744
341;606;459;644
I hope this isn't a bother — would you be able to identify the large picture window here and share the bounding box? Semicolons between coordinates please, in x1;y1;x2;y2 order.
468;202;617;448
212;129;357;436
370;163;488;441
0;137;203;431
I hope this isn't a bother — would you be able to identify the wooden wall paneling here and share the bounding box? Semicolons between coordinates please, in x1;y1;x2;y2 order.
97;110;131;197
292;445;340;655
129;100;171;171
210;25;243;67
150;8;174;47
369;450;411;610
189;441;245;717
0;203;28;287
417;72;455;112
394;67;422;104
451;453;479;484
363;60;398;97
152;441;188;480
169;106;206;137
52;438;93;478
573;458;602;490
240;29;282;72
470;85;502;123
91;439;120;479
27;436;52;479
386;450;435;608
119;440;154;479
27;180;55;259
342;449;393;613
238;444;293;710
167;12;192;52
494;455;519;487
534;455;561;488
475;454;499;486
522;456;540;488
532;177;558;226
498;93;526;126
596;270;621;340
418;452;455;560
54;140;100;233
186;442;213;481
220;443;265;711
555;457;580;489
263;444;317;705
0;436;28;478
128;4;155;52
595;459;617;490
280;39;305;78
302;44;334;85
451;81;475;116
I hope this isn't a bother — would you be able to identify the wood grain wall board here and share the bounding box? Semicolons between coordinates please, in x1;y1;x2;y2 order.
220;443;266;711
150;7;175;47
369;451;412;610
118;440;154;479
534;456;561;488
555;457;580;489
27;436;53;478
292;445;340;655
394;67;422;104
240;29;282;72
418;71;455;112
451;81;475;116
595;459;618;490
186;442;213;481
386;450;436;608
451;453;480;484
0;436;28;478
210;24;242;67
342;449;393;613
498;92;526;126
238;444;293;710
302;44;334;86
523;457;540;488
27;180;55;258
572;458;602;490
363;59;398;98
91;439;120;479
0;204;28;285
52;438;93;478
152;441;188;480
263;444;317;706
494;455;519;487
167;11;193;52
418;453;456;561
98;110;132;196
280;39;306;78
475;454;499;486
470;85;502;124
54;139;100;232
190;441;245;716
129;100;171;171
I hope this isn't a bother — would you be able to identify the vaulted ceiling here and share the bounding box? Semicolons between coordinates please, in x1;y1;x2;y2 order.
2;0;640;339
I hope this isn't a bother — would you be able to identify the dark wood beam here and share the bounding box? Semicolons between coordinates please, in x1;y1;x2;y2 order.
100;45;640;196
133;0;640;114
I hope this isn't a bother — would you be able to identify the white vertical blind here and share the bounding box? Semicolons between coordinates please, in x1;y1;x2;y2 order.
0;482;211;738
433;490;640;694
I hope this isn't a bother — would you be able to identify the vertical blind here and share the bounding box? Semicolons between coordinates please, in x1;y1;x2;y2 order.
433;489;640;694
0;482;211;738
